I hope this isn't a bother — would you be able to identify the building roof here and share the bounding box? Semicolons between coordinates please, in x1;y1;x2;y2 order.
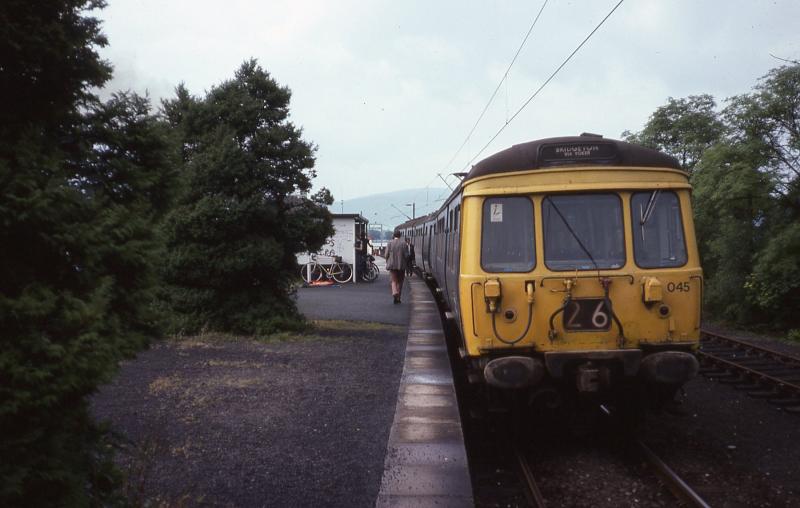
332;213;369;224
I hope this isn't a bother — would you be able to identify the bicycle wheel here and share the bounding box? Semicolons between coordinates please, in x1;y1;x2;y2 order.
330;262;352;283
300;262;323;283
363;263;379;282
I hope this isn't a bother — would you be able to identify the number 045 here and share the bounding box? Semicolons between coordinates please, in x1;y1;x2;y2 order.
666;282;690;292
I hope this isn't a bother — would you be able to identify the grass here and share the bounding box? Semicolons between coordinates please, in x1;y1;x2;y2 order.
164;319;405;346
311;319;405;333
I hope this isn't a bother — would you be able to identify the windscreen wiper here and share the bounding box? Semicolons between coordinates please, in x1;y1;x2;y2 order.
544;195;598;271
640;190;660;225
639;190;660;243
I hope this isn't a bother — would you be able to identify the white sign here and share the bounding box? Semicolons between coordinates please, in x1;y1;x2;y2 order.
297;217;357;265
490;203;503;222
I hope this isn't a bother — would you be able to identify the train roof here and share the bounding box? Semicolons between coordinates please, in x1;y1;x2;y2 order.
465;134;682;182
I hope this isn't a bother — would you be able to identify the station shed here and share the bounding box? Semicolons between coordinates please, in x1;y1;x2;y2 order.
297;213;369;283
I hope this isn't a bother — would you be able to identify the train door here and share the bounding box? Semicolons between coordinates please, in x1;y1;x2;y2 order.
437;207;450;297
447;200;462;316
436;215;445;280
424;224;432;273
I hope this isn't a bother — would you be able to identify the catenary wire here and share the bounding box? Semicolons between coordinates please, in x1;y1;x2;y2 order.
402;1;550;213
441;0;550;174
460;0;625;172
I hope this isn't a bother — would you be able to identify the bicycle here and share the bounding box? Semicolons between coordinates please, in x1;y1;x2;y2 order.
361;255;379;282
300;256;352;284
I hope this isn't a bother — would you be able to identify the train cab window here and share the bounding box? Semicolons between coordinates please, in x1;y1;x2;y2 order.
543;193;625;271
631;191;687;268
481;197;535;272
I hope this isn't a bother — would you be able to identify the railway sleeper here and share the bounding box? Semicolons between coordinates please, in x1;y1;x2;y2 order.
732;382;763;391
746;389;781;398
705;372;740;380
699;368;728;375
719;375;747;384
698;363;736;374
699;348;741;355
749;367;800;375
767;397;800;407
732;359;784;366
767;372;800;380
709;355;762;363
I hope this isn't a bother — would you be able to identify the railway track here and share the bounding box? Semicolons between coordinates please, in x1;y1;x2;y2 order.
515;450;546;508
698;329;800;413
513;437;710;508
635;439;711;508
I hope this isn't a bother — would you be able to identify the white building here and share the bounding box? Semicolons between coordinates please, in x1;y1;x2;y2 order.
296;214;369;283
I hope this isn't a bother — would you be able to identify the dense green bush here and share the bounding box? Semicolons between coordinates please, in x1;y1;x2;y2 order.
0;1;175;503
160;61;333;335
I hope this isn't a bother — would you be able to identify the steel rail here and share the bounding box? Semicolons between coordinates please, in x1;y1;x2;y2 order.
700;329;800;364
696;351;800;392
515;450;546;508
636;440;712;508
698;330;800;399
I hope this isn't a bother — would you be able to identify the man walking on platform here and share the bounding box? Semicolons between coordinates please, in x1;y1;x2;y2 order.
385;230;409;304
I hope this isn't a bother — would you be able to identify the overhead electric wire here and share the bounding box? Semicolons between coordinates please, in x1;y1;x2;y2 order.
460;0;625;172
442;0;550;174
407;1;548;213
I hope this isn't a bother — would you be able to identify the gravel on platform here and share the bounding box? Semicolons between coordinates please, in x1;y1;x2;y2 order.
91;321;407;507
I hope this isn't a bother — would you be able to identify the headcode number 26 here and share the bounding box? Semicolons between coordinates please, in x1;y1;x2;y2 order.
666;282;690;293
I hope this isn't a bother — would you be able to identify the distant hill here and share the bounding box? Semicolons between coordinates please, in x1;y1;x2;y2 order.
329;187;450;235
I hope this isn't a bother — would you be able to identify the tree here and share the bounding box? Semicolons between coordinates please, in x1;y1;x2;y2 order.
725;65;800;327
626;66;800;331
691;142;775;322
161;60;333;335
623;94;726;172
0;0;111;140
0;2;176;504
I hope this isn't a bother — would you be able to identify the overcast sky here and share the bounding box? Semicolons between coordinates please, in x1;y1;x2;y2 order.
97;0;799;206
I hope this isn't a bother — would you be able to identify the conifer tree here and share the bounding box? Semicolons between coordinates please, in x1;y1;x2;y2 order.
0;1;176;503
162;60;333;335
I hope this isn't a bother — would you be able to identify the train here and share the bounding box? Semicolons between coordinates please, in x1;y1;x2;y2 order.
397;134;701;415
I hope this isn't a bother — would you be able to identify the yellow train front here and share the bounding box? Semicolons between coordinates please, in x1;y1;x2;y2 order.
403;135;702;412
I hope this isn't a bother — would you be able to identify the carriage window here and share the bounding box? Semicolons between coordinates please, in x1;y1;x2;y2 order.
543;194;625;271
481;197;535;272
631;191;687;268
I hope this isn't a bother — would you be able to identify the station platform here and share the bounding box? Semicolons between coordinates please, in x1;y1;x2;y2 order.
296;256;409;325
296;263;473;507
376;278;473;507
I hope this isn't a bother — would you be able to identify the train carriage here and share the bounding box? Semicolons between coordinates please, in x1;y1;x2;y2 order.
399;134;701;412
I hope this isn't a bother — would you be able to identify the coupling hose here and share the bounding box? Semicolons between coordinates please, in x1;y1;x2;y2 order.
547;296;571;342
491;302;534;345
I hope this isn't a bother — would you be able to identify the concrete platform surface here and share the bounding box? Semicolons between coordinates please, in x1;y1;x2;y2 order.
295;257;411;325
376;278;473;507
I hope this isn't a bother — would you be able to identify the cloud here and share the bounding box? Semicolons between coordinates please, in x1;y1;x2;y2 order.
94;0;800;199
